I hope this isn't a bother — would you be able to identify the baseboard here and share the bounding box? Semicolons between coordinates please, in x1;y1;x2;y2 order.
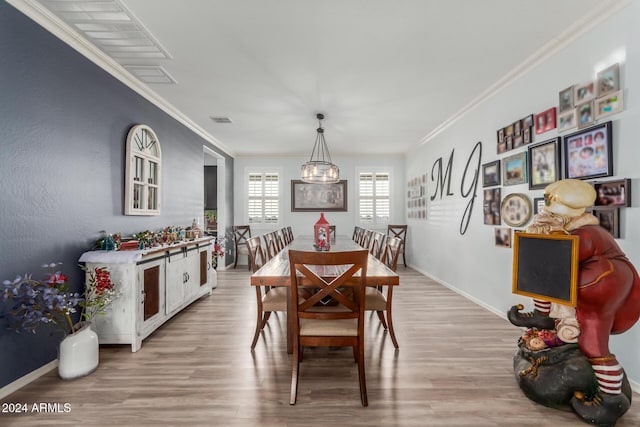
0;360;58;400
406;263;640;395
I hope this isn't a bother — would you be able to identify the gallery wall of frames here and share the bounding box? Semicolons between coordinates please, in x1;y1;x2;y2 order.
483;63;628;247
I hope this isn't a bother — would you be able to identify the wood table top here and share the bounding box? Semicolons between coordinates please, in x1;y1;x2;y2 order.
250;236;399;287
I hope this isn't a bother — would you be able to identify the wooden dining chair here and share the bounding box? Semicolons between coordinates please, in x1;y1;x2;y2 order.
281;227;292;245
233;225;251;269
262;231;279;259
387;225;407;267
365;235;402;349
247;236;288;349
286;226;294;244
360;229;373;249
352;226;363;243
288;249;369;406
369;231;385;260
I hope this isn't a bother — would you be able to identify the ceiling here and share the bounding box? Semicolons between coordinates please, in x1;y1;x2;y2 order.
25;0;610;157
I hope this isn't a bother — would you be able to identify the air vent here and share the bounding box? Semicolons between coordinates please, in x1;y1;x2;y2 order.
124;65;176;84
210;117;233;124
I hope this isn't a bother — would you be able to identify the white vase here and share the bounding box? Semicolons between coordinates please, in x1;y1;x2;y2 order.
58;322;99;380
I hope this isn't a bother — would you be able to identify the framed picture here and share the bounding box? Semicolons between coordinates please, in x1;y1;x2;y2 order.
514;120;522;136
593;207;620;238
523;127;532;144
533;197;545;214
595;90;623;119
484;188;501;225
528;138;560;190
597;63;620;97
513;134;524;148
495;227;512;248
574;81;596;104
577;100;595;129
291;180;347;212
557;109;577;132
502;151;528;186
512;232;579;306
482;160;501;187
535;107;556;134
497;128;505;144
506;124;514;136
559;85;574;113
505;135;513;151
523;114;534;129
500;193;532;227
563;121;613;180
497;141;507;154
593;179;631;207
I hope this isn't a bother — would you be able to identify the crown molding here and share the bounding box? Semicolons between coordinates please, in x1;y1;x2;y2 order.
6;0;236;158
417;0;633;147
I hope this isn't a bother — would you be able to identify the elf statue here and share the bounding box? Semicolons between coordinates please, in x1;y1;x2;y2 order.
508;179;640;426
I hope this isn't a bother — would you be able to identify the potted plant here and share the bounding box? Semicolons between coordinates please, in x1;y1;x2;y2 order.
1;262;118;379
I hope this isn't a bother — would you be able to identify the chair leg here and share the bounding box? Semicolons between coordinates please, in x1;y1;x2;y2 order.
261;311;271;329
386;291;399;349
290;343;300;405
356;341;368;407
251;288;264;350
251;313;262;350
376;311;388;329
233;244;239;268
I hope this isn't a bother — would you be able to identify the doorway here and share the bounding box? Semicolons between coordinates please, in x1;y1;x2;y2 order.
203;146;227;269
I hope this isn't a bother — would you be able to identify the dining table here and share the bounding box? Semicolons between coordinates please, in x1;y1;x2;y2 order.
250;235;399;353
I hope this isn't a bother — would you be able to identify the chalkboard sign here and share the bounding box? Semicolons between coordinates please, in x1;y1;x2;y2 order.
512;232;579;306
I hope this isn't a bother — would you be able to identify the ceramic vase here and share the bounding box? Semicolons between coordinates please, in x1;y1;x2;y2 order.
58;322;99;380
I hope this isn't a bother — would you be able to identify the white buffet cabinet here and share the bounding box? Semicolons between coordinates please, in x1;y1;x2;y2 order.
79;237;216;352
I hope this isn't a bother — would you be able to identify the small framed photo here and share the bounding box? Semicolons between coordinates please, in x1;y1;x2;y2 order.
528;138;561;190
595;90;623;119
501;193;532;227
505;124;514;137
482;160;501;187
563;121;613;180
597;63;620;97
495;227;512;248
497;128;505;144
497;141;507;154
534;111;547;135
502;151;528;186
514;120;522;136
535;107;556;134
484;188;501;225
593;179;631;207
523;127;532;144
574;81;596;104
577;101;595;129
557;109;577;133
505;135;514;151
559;85;575;113
533;197;545;214
593;207;620;238
513;134;524;148
523;114;534;129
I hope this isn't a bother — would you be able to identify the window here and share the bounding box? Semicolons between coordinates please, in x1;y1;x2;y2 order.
124;124;161;215
358;169;390;224
247;171;280;224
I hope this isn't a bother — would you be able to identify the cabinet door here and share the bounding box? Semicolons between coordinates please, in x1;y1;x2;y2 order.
143;265;161;320
165;252;187;314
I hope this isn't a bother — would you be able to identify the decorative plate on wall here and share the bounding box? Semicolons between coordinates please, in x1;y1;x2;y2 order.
501;193;532;227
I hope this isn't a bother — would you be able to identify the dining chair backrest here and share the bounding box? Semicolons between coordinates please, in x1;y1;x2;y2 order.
233;225;252;269
288;248;370;406
352;226;363;242
360;229;373;249
246;236;267;273
387;225;407;267
275;230;285;251
381;235;403;272
262;232;279;259
369;231;385;259
286;226;294;243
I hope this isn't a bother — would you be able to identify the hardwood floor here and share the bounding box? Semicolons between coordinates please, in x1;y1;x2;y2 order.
2;266;639;426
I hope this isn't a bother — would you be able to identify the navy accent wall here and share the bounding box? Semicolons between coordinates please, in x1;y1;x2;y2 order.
0;2;233;388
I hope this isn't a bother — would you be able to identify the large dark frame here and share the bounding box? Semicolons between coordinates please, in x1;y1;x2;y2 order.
528;138;561;190
563;121;613;180
291;180;348;212
482;160;501;187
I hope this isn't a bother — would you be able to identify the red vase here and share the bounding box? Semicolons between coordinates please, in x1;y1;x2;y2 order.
314;213;330;251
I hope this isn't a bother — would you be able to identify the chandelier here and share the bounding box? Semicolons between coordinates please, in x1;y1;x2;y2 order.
300;113;340;184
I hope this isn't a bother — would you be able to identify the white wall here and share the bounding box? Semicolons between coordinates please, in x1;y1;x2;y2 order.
233;153;405;237
406;2;640;387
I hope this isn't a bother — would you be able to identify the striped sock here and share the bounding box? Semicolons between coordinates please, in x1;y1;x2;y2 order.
590;357;623;395
533;299;551;316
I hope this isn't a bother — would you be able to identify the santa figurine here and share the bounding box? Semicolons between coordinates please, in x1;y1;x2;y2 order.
508;179;640;426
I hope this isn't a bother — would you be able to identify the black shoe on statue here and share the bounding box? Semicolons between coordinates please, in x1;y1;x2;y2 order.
570;391;631;427
507;304;556;330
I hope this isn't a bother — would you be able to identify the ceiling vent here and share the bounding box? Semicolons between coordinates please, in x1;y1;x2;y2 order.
210;117;233;124
37;0;171;60
124;65;176;84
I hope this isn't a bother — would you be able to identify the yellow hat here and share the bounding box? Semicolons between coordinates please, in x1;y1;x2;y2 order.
544;179;596;217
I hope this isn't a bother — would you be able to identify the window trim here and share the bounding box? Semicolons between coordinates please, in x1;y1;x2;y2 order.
356;167;392;226
245;168;282;227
